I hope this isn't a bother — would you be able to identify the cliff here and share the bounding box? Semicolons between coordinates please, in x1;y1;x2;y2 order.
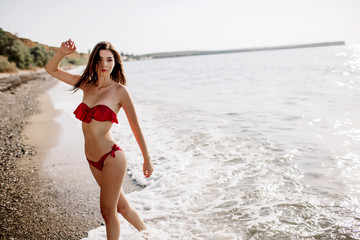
5;31;87;59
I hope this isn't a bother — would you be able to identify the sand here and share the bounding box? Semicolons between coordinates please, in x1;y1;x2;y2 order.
0;71;140;239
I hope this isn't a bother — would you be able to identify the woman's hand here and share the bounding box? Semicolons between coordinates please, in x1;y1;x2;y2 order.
143;158;154;178
59;39;76;55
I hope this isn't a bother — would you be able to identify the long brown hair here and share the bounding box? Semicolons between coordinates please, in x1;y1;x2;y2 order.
73;41;126;91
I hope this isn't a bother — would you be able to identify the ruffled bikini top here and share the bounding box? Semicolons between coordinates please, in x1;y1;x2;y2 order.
73;103;118;124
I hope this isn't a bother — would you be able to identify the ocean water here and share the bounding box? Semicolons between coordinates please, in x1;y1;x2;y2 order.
55;45;360;239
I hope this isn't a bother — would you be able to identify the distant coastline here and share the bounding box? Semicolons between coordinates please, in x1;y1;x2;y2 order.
0;27;347;70
127;41;345;61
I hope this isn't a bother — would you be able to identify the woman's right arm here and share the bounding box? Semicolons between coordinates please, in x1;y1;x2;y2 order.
45;39;81;87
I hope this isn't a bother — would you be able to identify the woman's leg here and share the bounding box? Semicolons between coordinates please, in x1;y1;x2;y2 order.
88;153;147;235
117;189;147;231
100;151;127;240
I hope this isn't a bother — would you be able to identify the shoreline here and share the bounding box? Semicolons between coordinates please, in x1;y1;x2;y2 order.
0;72;140;239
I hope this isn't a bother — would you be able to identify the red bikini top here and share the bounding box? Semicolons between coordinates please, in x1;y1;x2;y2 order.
73;103;118;124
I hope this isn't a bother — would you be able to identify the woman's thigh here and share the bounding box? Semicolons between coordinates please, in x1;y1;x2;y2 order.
89;165;102;186
100;151;127;209
88;150;126;187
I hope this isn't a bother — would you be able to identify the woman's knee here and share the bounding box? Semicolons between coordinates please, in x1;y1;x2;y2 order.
117;201;131;216
101;205;117;222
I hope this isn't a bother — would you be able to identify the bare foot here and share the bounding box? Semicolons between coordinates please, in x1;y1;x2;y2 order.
140;230;150;240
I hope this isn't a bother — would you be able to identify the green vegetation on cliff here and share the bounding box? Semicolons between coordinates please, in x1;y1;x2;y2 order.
0;28;88;73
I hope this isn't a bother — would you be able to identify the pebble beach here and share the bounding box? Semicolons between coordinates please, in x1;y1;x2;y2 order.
0;72;102;239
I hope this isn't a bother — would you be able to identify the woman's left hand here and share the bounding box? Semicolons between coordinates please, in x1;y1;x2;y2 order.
143;159;154;178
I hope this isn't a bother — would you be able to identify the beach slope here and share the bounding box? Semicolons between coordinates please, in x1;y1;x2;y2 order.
0;73;139;239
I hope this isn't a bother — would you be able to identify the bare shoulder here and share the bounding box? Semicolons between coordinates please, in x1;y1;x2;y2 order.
115;84;130;97
115;83;127;91
114;84;132;107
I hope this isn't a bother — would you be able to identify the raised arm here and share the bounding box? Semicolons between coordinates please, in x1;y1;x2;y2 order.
45;39;81;87
119;86;154;178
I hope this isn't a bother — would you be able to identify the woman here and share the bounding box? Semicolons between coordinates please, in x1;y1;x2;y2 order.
45;39;154;239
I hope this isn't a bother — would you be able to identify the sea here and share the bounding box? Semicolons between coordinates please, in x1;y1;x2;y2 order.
49;45;360;239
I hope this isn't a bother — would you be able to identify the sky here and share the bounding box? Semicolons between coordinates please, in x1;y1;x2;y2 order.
1;0;360;55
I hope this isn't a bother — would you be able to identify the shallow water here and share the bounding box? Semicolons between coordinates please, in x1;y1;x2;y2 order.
57;46;360;239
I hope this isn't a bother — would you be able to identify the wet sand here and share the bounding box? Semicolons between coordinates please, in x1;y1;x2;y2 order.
0;72;140;239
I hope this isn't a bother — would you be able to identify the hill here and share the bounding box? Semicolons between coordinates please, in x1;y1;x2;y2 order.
4;31;87;60
0;28;88;73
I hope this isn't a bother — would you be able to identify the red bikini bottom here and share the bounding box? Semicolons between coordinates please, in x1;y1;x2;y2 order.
87;144;122;171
